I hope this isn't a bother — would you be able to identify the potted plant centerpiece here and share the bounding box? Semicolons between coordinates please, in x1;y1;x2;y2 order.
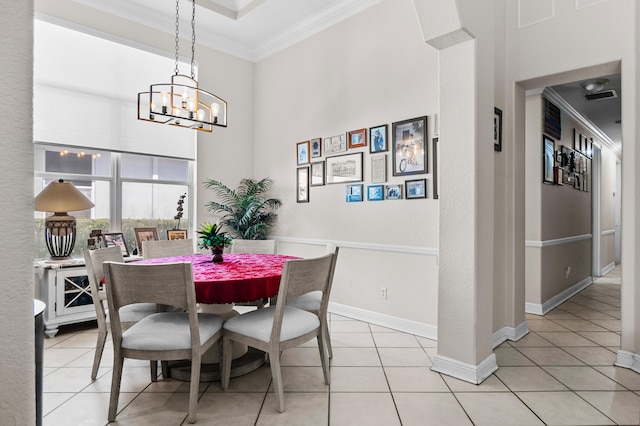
197;220;232;263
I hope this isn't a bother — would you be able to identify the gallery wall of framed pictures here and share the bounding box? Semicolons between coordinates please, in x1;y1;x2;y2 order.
542;128;592;192
293;115;435;203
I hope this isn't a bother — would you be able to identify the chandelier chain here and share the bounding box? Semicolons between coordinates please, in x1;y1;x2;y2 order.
174;0;180;75
191;0;196;79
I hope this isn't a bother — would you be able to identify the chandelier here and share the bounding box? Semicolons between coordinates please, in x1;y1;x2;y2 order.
137;0;227;132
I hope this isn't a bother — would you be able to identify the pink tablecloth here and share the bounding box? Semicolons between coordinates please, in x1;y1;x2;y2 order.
134;253;299;304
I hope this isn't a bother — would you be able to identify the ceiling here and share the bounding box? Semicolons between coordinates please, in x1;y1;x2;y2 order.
70;0;382;61
550;73;622;150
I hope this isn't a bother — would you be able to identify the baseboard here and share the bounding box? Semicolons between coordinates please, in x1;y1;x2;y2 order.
328;302;437;340
601;261;616;276
492;320;529;348
431;352;498;384
615;350;640;374
525;276;593;315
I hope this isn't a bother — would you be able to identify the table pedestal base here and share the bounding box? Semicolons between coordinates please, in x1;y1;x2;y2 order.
166;348;265;382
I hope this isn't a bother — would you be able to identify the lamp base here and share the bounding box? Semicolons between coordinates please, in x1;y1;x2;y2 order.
44;213;77;259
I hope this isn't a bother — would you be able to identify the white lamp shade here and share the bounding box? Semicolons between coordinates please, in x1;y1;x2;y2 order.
34;179;94;213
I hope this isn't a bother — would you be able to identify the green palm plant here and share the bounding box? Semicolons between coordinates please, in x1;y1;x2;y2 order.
203;177;282;240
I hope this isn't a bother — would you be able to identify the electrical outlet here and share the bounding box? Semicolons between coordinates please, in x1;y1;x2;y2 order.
380;287;387;299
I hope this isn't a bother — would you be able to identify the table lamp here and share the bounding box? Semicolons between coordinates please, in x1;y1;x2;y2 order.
34;179;95;260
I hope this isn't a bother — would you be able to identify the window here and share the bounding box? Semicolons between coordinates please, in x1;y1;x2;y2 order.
34;144;192;259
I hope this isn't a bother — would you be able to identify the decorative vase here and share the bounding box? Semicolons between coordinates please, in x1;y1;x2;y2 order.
211;246;224;263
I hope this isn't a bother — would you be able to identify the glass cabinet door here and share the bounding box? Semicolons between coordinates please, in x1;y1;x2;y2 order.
56;269;94;316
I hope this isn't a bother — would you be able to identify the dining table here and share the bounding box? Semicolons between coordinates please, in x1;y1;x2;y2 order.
133;252;300;381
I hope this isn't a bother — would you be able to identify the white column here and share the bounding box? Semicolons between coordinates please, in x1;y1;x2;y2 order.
0;0;36;423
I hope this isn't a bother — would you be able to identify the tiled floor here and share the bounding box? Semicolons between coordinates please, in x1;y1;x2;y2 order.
43;266;640;425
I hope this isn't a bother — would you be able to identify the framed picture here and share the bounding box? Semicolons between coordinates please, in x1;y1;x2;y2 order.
371;154;387;183
405;178;427;199
323;134;347;155
369;124;388;153
134;227;159;255
367;185;384;201
310;138;322;158
543;135;555;184
385;184;403;200
494;107;503;152
392;116;428;176
346;184;363;202
573;129;580;151
297;166;309;203
296;141;310;165
348;128;367;148
102;232;130;257
325;152;363;184
310;161;325;186
167;229;188;240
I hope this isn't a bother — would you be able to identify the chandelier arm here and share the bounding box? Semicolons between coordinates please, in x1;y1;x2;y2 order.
174;0;180;76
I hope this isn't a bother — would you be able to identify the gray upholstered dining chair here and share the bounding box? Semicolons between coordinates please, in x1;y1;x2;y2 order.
220;252;337;413
103;261;223;424
84;246;157;380
142;238;194;259
230;239;277;308
288;243;339;358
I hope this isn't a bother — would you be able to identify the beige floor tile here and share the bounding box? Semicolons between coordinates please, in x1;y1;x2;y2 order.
196;392;265;425
442;374;510;392
572;310;617;320
577;331;621;346
543;309;580;320
455;392;544;426
330;366;389;392
377;347;431;367
516;347;584;366
328;313;354;321
257;392;328;425
44;392;137;426
369;324;400;333
65;348;113;369
551;319;608;332
330;392;401;426
577;390;640;425
329;320;370;332
329;332;376;348
600;310;621;319
279;347;322;367
84;366;154;393
208;365;272;393
105;392;190;425
44;348;93;368
424;347;437;360
494;366;567;391
588;319;621;332
494;347;535;366
384;367;449;392
543;366;625;391
562;346;618;366
329;347;381;367
594;366;640;390
517;391;614;425
415;336;438;348
42;392;74;416
51;331;102;349
527;319;570;332
44;367;95;393
508;332;554;347
144;377;209;393
268;366;329;393
394;392;473;425
372;332;420;348
536;331;599;347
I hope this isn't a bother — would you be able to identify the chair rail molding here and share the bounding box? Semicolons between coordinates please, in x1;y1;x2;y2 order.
525;233;592;248
274;236;438;256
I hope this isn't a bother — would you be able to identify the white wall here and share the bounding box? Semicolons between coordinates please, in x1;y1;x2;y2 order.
0;0;36;423
253;0;440;329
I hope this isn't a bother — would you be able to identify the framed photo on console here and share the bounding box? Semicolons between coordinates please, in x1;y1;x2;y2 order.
167;229;188;240
102;232;130;257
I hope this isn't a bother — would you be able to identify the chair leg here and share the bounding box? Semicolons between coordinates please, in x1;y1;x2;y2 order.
269;349;285;413
108;353;125;422
322;318;333;359
220;335;233;390
150;360;158;382
187;353;201;424
91;327;108;380
317;334;330;385
161;360;170;378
